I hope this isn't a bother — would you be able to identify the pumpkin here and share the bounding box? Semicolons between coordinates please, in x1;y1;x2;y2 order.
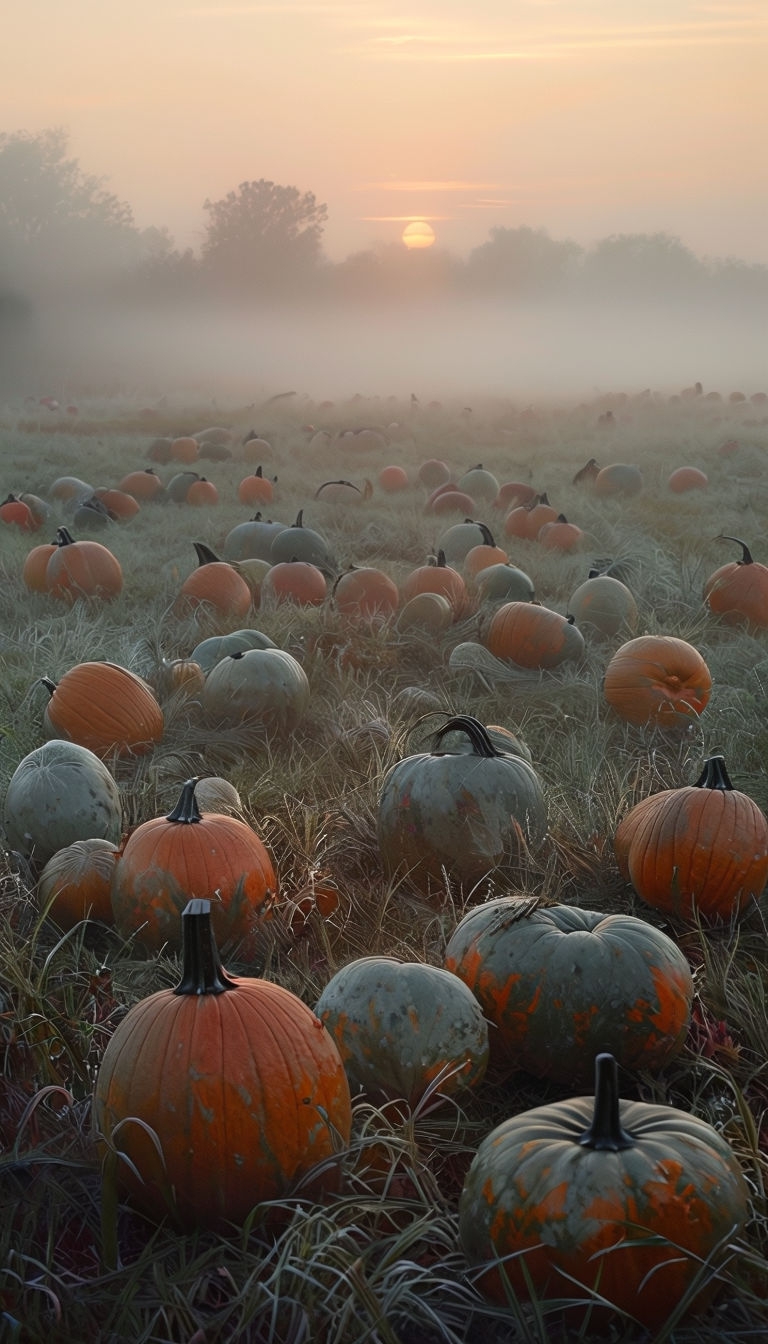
504;496;557;542
378;465;409;492
484;602;585;669
72;496;114;531
459;1052;749;1330
457;464;499;501
377;715;547;895
0;494;38;531
314;479;370;506
92;898;351;1228
45;527;123;603
315;957;489;1110
668;466;708;492
400;550;467;617
41;662;164;758
223;514;287;563
474;562;535;605
437;519;496;567
537;513;584;552
110;778;277;956
118;468;164;501
238;467;275;507
22;541;57;593
201;648;310;735
166;470;201;503
269;511;334;572
169;435;199;463
619;754;768;921
703;536;768;628
444;898;693;1084
593;463;643;497
190;627;277;673
153;657;206;699
186;477;219;507
37;838;119;928
567;571;638;638
396;591;454;634
261;559;327;607
3;740;123;866
333;567;399;620
174;542;252;621
241;435;273;461
463;526;508;577
428;490;477;517
417;458;451;488
49;476;93;502
93;487;140;520
493;481;537;510
18;492;50;527
604;635;711;727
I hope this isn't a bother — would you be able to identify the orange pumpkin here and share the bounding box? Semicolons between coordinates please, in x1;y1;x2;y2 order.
668;467;708;493
41;661;164;758
378;465;409;492
45;527;123;603
400;551;467;618
37;838;120;928
333;567;399;620
261;560;327;607
118;468;164;501
537;514;584;551
237;467;275;506
485;602;585;669
174;542;252;620
169;435;199;463
604;635;711;727
703;536;768;628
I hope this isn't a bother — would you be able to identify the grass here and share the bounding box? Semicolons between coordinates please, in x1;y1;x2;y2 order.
0;383;767;1340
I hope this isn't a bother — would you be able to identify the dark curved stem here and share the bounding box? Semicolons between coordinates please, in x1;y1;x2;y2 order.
40;677;57;697
193;541;221;567
577;1053;634;1151
55;526;76;547
173;899;237;996
695;755;733;791
432;715;501;758
166;777;203;824
477;522;496;547
717;535;753;565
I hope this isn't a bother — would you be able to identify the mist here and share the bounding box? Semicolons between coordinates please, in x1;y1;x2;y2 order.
4;288;766;408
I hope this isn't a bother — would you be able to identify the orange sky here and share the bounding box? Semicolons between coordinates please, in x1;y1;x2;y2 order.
3;0;767;262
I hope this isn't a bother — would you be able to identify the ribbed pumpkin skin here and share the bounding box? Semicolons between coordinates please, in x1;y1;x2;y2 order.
45;536;123;603
93;976;351;1228
485;602;585;669
475;563;535;605
621;763;768;920
3;741;123;866
703;540;768;628
316;957;489;1109
459;1066;749;1328
604;635;711;726
43;662;164;758
377;718;547;893
111;802;277;955
37;838;119;927
190;628;276;673
201;649;310;735
444;899;693;1085
568;574;638;637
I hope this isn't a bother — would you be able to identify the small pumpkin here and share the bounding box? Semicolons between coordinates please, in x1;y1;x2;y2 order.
92;898;351;1228
593;463;643;497
37;838;119;928
269;510;334;571
110;778;277;956
703;536;768;628
174;542;252;621
400;550;467;617
459;1052;749;1330
668;466;708;492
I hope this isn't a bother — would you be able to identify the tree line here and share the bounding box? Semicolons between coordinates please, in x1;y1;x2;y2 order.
2;128;766;313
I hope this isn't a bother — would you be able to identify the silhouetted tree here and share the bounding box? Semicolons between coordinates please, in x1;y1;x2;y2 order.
0;128;139;294
464;226;581;296
579;232;704;298
201;179;328;295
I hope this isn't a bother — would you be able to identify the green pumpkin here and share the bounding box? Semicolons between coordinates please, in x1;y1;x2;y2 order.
3;740;123;866
315;956;489;1109
459;1053;749;1330
376;715;547;895
457;464;500;501
444;898;693;1085
568;571;638;638
191;628;277;674
222;515;287;563
201;648;310;735
474;562;535;604
269;510;334;571
435;518;489;566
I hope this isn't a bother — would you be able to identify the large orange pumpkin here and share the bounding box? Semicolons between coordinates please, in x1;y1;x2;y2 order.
41;662;164;758
174;542;252;620
703;536;768;628
484;602;585;669
92;898;351;1229
604;635;711;727
45;527;123;603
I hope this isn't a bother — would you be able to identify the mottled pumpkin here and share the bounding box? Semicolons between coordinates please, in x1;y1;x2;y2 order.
459;1053;749;1330
444;898;693;1084
603;635;711;727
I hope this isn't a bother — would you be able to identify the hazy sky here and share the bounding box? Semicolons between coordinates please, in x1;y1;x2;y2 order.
3;0;767;263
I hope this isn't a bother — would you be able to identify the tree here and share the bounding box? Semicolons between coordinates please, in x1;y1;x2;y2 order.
0;128;139;294
579;232;705;299
201;179;328;295
464;226;582;297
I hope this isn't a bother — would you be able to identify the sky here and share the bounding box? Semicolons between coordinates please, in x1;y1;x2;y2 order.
3;0;767;264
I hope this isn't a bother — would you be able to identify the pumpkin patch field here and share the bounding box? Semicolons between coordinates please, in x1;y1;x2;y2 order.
1;385;768;1342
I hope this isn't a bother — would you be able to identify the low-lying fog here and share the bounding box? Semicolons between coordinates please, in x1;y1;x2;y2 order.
2;292;765;405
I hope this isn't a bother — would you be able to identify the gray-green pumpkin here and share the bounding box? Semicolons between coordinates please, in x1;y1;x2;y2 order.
201;648;310;735
222;515;287;563
568;572;638;638
191;628;277;674
3;740;123;866
269;510;335;572
315;956;489;1108
475;562;536;604
376;715;547;894
457;464;500;501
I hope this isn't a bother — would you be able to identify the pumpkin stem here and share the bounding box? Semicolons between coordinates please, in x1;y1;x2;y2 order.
477;522;496;548
578;1053;634;1152
432;715;502;758
315;480;361;498
40;677;57;697
193;541;222;567
166;777;203;824
173;899;236;996
55;526;76;547
716;535;753;565
695;755;733;791
255;465;263;478
293;510;304;528
435;549;449;568
556;514;568;523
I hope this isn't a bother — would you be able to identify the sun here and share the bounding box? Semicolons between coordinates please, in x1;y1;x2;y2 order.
402;220;436;250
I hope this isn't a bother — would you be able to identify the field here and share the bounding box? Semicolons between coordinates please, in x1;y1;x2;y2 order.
0;382;767;1343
